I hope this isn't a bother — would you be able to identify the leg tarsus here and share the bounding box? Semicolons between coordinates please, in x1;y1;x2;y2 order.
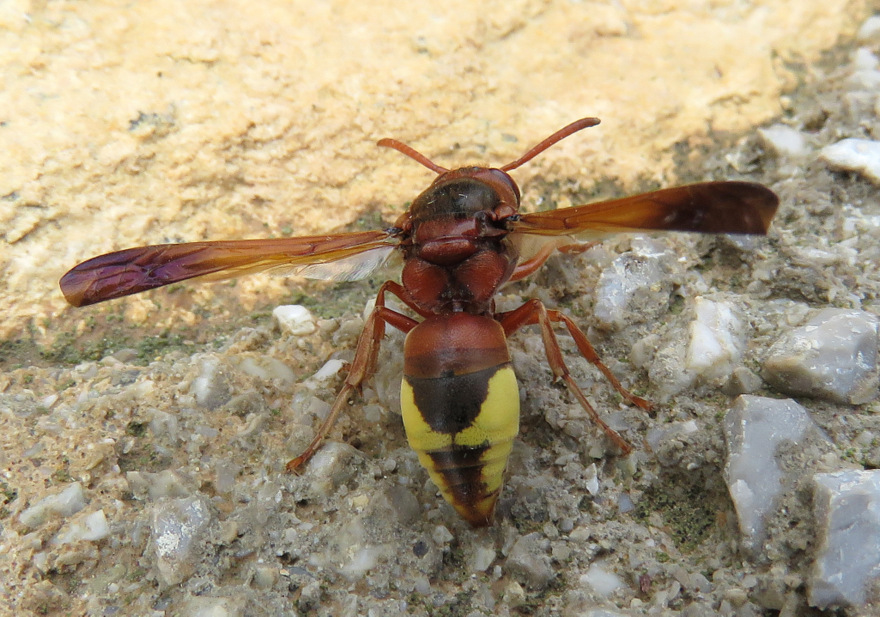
497;299;650;453
285;281;418;472
546;309;653;412
557;241;597;255
286;382;357;472
509;240;599;283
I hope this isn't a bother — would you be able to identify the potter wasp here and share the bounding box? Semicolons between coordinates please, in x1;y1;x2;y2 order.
60;118;778;526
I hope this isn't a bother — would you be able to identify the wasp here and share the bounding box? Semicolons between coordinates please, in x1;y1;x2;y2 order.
60;118;778;527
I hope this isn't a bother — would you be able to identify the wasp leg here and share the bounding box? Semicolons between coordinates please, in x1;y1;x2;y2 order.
509;240;562;282
509;240;598;282
286;281;418;472
547;309;652;411
498;299;650;454
557;242;598;255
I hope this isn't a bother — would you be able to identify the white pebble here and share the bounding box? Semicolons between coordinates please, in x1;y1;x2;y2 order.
54;509;110;544
584;463;600;496
237;355;296;384
469;545;497;572
179;595;245;617
820;138;880;184
580;561;625;596
19;482;87;528
432;525;454;544
759;124;809;158
857;15;880;42
152;497;213;585
854;48;879;70
190;355;230;409
723;396;818;553
685;297;743;385
311;358;345;381
273;305;317;336
763;308;879;405
849;69;880;91
340;546;382;580
810;470;880;608
303;442;361;496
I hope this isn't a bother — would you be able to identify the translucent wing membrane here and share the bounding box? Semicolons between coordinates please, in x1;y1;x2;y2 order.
293;244;397;281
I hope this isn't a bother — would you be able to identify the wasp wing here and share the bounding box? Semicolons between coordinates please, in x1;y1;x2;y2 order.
60;229;396;307
512;181;778;237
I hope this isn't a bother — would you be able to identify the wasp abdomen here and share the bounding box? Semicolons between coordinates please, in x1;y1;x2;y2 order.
400;314;520;527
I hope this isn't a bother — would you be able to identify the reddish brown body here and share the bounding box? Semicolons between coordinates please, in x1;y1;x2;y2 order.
60;118;779;526
399;170;520;315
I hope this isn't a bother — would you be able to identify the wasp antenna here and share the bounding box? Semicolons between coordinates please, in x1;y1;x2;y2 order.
500;117;601;172
378;138;449;174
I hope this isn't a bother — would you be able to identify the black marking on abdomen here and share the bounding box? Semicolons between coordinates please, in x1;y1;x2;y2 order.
404;364;502;434
426;444;493;506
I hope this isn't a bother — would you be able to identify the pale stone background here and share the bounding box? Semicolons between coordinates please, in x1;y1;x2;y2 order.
0;0;867;342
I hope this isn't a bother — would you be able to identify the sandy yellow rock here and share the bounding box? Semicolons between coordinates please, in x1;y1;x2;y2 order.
0;0;869;343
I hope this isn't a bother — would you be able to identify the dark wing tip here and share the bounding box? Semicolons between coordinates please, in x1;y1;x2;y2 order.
59;269;89;307
663;182;779;235
734;182;779;234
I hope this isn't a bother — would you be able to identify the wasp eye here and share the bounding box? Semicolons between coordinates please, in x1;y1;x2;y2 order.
488;169;520;201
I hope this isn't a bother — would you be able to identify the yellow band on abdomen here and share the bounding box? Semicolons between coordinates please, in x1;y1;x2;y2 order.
401;365;519;526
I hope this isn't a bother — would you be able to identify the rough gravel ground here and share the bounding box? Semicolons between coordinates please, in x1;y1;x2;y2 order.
3;11;880;617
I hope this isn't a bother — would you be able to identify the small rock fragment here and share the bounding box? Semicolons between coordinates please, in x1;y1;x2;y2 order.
646;419;699;457
179;595;245;617
273;305;317;336
723;396;817;553
857;15;880;42
593;239;674;330
151;496;214;585
432;525;453;545
848;49;880;90
502;580;527;608
387;484;420;525
19;482;87;528
849;67;880;91
298;581;326;613
763;308;879;404
506;533;553;589
126;470;194;501
190;355;231;409
467;543;497;573
236;355;296;384
820;138;880;184
148;407;180;441
759;124;809;158
303;441;362;497
252;565;279;589
725;366;764;396
583;462;600;496
310;358;345;382
685;297;744;386
854;47;878;70
645;296;747;399
340;545;384;580
579;560;625;596
53;509;110;544
809;470;880;609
